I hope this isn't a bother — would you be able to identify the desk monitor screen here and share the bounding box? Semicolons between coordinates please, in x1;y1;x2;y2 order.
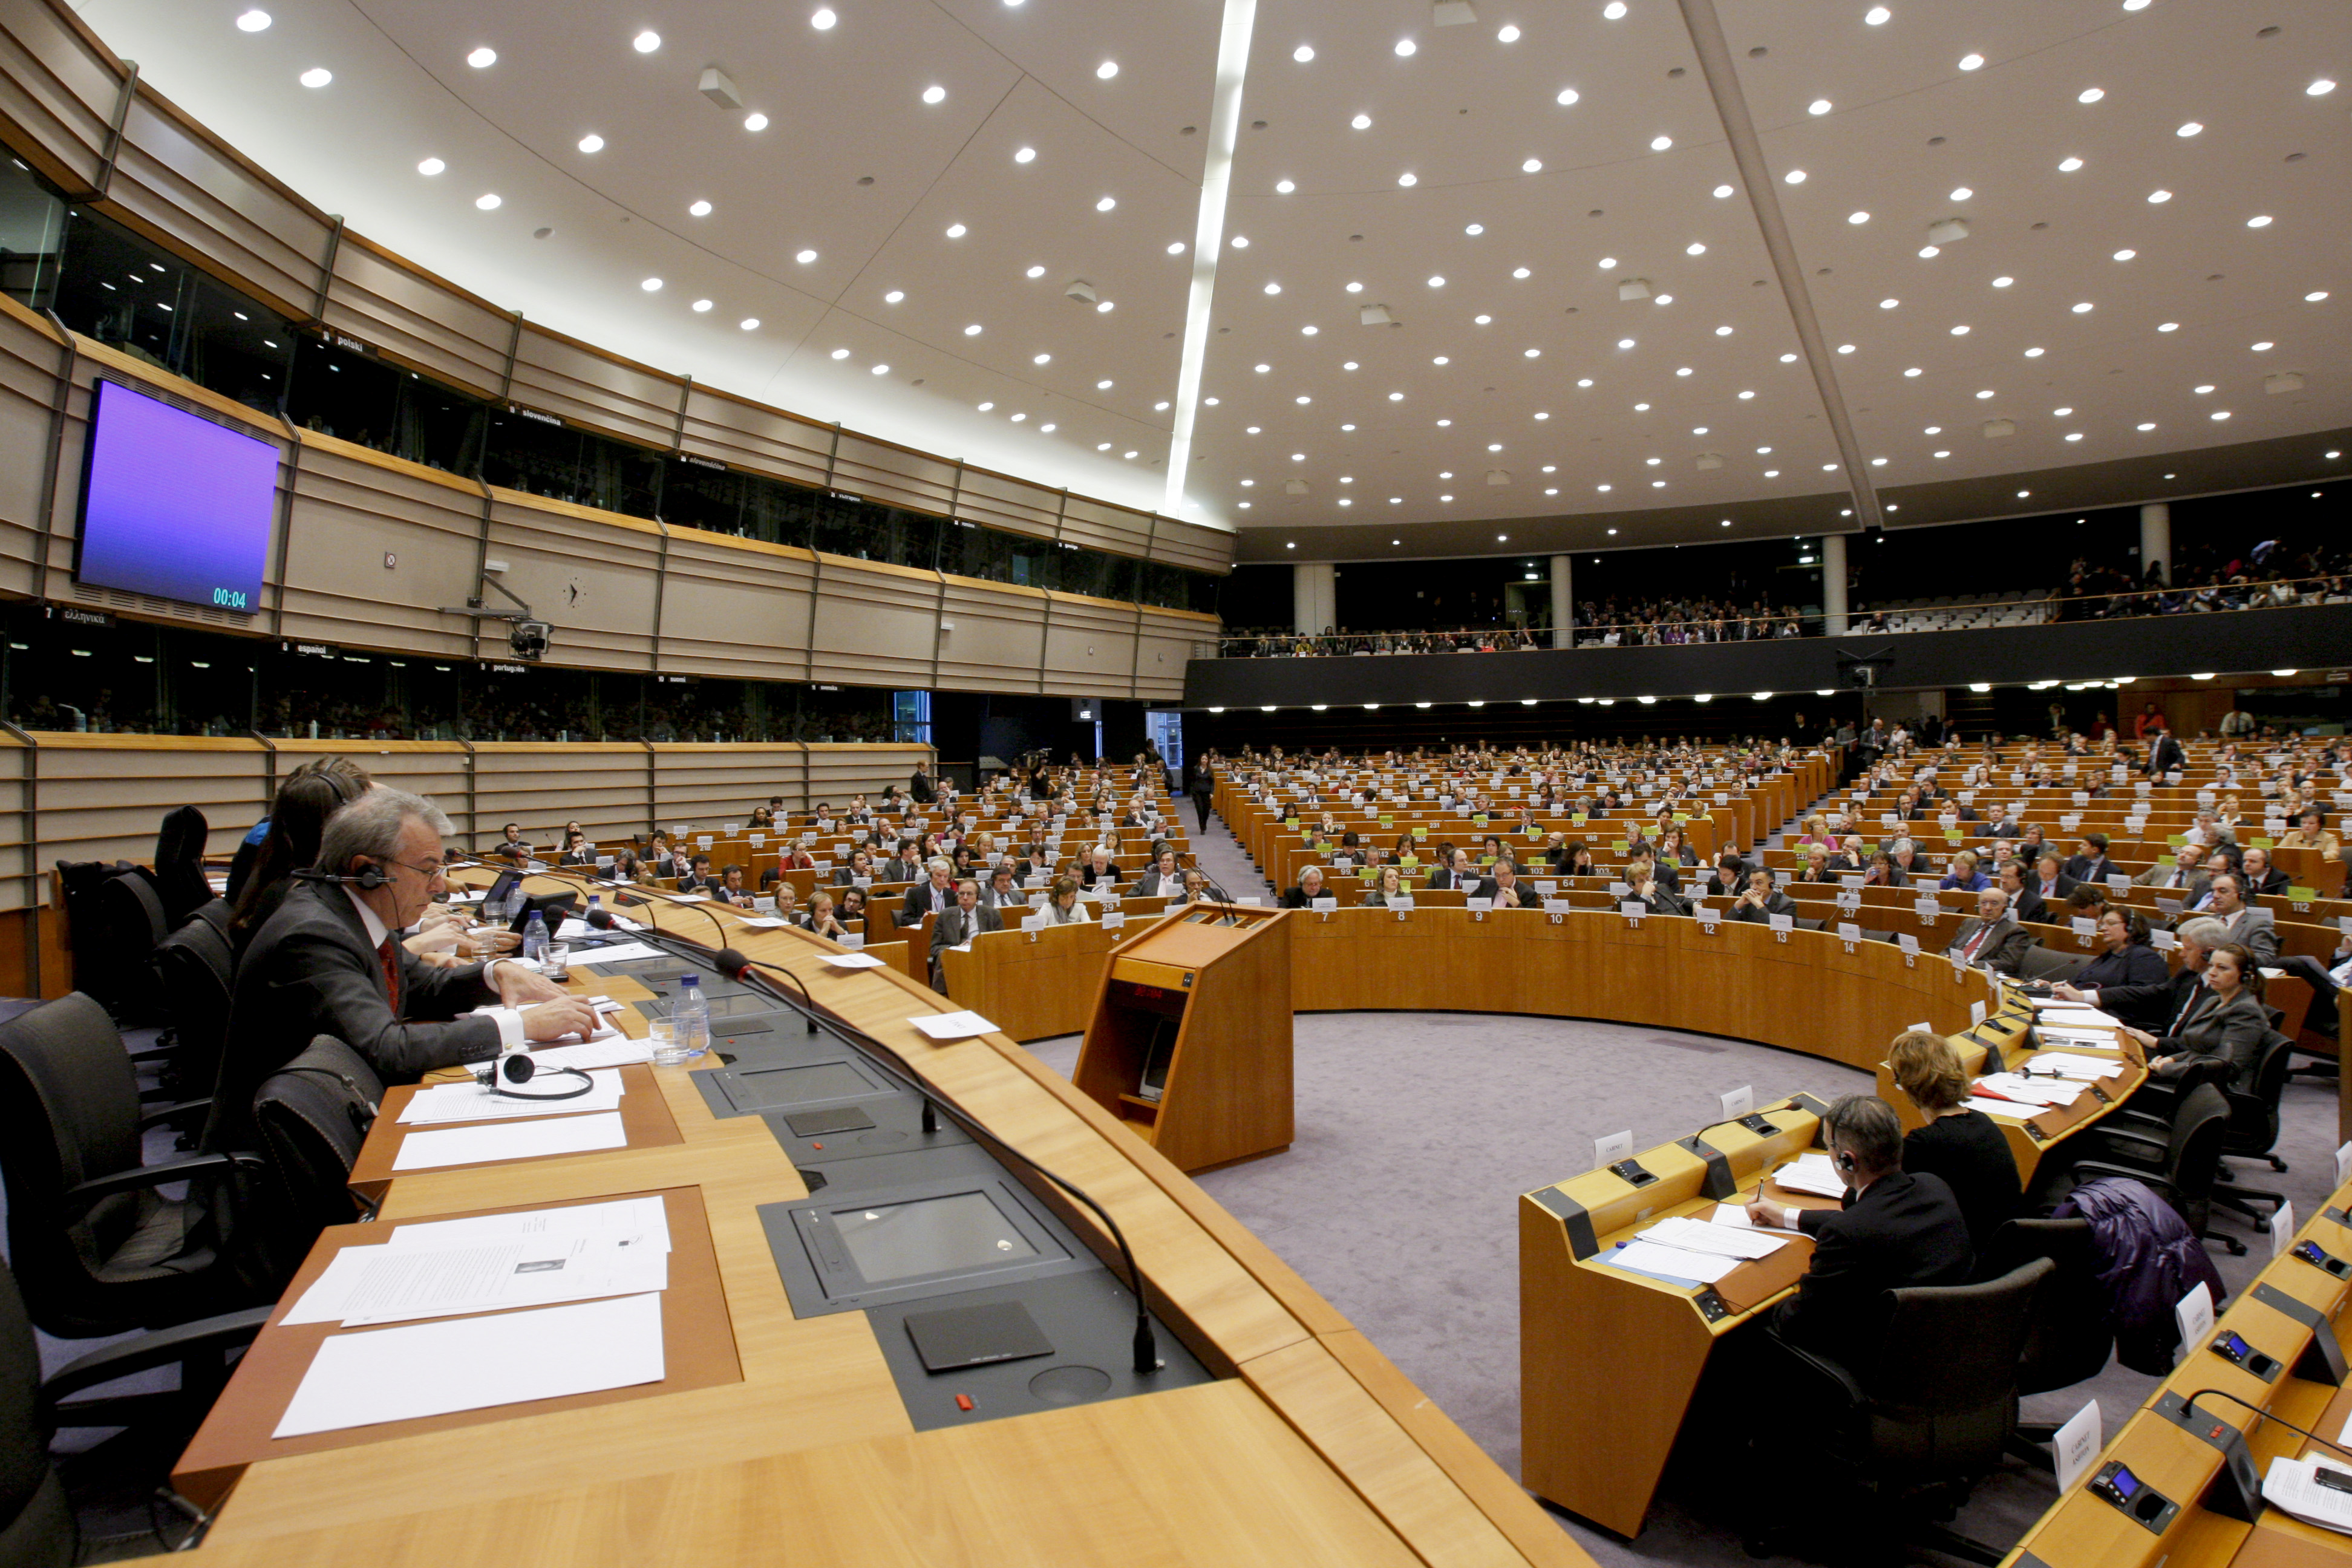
743;1061;877;1103
832;1191;1041;1284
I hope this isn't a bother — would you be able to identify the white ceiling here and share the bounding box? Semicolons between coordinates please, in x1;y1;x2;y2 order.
74;0;2350;545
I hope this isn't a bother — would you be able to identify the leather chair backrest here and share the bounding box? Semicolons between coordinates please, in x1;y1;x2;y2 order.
1870;1258;2054;1419
0;995;147;1334
2224;1031;2295;1151
152;805;213;926
2169;1082;2232;1191
93;873;172;1024
1987;1219;2111;1396
0;1257;72;1568
151;913;237;1100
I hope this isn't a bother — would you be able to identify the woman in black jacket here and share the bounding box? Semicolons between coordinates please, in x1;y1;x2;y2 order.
2074;907;2170;991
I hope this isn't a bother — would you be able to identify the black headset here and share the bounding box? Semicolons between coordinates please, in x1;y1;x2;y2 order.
292;861;395;890
472;1050;595;1100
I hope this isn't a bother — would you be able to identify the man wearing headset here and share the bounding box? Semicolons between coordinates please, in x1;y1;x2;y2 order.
1740;1095;1974;1355
217;788;595;1152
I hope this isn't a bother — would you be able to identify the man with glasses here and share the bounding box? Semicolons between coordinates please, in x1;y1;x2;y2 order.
218;788;592;1149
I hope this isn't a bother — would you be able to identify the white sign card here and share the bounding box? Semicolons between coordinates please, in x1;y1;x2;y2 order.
1595;1130;1635;1169
2174;1281;2215;1364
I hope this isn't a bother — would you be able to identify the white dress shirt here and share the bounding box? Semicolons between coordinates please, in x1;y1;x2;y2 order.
353;889;527;1048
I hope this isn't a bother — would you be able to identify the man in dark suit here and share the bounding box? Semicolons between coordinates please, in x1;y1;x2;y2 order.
1187;751;1217;832
215;789;590;1151
1280;867;1333;909
2028;849;2079;907
2239;846;2290;898
2060;832;2112;885
676;854;719;895
1725;868;1798;925
901;858;957;925
2197;872;2279;965
1998;859;2047;926
1944;887;2036;975
2145;724;2186;778
909;763;937;805
1744;1096;1973;1357
1624;849;1688;915
2059;915;2224;1033
2135;841;2209;894
930;880;1002;990
1426;849;1479;890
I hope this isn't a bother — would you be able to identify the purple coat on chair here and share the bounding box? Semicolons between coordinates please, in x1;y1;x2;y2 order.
2052;1176;2227;1374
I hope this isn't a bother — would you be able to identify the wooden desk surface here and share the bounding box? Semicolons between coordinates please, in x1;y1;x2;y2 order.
169;876;1584;1568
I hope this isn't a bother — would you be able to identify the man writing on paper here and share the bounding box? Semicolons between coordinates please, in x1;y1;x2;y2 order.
218;789;596;1149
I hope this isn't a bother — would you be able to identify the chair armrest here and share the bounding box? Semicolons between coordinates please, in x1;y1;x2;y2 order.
62;1151;263;1214
41;1305;273;1418
2067;1161;2181;1204
1763;1331;1870;1411
136;1096;213;1133
2079;1130;2170;1168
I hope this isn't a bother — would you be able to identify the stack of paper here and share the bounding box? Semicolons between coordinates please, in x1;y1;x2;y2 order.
286;1195;671;1328
1604;1239;1739;1285
400;1068;627;1125
1971;1073;2086;1108
1774;1152;1851;1199
2030;1052;2126;1082
2262;1457;2352;1535
573;941;670;965
1643;1215;1788;1259
391;1110;629;1171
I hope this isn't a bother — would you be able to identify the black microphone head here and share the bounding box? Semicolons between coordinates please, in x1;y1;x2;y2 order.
585;907;617;930
716;946;753;980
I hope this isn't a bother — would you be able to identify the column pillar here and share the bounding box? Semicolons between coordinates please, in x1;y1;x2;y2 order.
1550;554;1573;649
2140;501;2171;584
1821;533;1849;636
1292;560;1335;635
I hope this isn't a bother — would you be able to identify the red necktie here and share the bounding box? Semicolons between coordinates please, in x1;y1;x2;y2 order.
377;936;402;1014
1964;924;1990;961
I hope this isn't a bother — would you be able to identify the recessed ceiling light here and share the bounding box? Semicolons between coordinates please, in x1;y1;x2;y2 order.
1950;186;1973;201
299;67;333;87
1275;178;1296;193
1635;400;1650;409
2309;79;2337;96
2017;489;2030;498
795;248;818;264
2137;421;2155;431
1956;52;1988;72
2024;346;2045;357
1604;1;1628;16
1011;412;1025;421
1293;44;1316;62
2111;247;2135;261
1848;211;1869;224
2158;321;2179;332
466;46;497;68
1557;87;1581;106
1976;388;1994;399
691;298;712;312
2077;87;2105;103
578;134;605;153
2148;188;2171;203
2195;383;2214;393
690;199;713;217
2058;157;2083;171
2247;214;2273;228
2306;290;2330;302
417;157;445;175
1924;425;1942;434
1655;292;1674;304
1650;135;1673;151
1784;169;1806;184
1919;244;1941;258
1809;99;1833;116
743;112;769;131
1263;281;1281;295
947;223;967;237
1096;60;1119;79
640;277;662;292
923;84;946;104
1498;24;1522;41
2252;340;2273;350
1399;172;1418;186
1991;275;2013;287
633;30;661;52
1230;235;1249;247
884;289;904;302
1014;146;1036;163
1739;389;1756;398
740;318;760;330
1465;223;1485;235
2211;409;2230;419
1685;241;1707;256
1903;366;1922;376
2064;432;2083;442
474;192;500;209
2071;301;2093;312
1780;351;1798;362
1033;353;1051;365
1950;324;1970;335
1095;195;1116;211
830;348;851;361
235;9;271;31
978;401;995;411
1396;38;1417;56
1866;5;1892;23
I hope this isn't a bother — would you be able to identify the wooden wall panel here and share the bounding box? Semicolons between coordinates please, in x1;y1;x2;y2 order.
0;734;34;916
936;577;1049;693
483;494;662;673
1152;515;1236;577
0;6;117;195
1040;593;1138;697
29;735;269;870
648;745;801;834
507;326;676;451
323;238;509;400
469;743;650;848
1135;607;1212;701
266;741;470;838
658;530;818;682
832;434;956;518
104;93;327;322
0;299;65;589
1058;494;1153;561
953;466;1059;541
806;744;933;808
807;557;941;687
677;386;832;489
277;438;484;656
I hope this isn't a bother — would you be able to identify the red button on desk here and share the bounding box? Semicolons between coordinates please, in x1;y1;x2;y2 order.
955;1394;974;1411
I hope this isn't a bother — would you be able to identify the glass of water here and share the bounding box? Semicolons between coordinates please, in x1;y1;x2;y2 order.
542;942;570;983
648;1018;689;1065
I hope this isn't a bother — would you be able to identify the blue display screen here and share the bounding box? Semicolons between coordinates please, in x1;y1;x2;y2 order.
75;379;276;612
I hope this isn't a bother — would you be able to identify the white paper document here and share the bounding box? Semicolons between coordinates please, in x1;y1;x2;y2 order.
2263;1457;2352;1535
523;1037;654;1071
1606;1239;1739;1285
2032;1003;2123;1028
2029;1051;2126;1081
1973;1073;2085;1108
821;952;887;969
1643;1215;1787;1259
1963;1096;2030;1119
286;1222;670;1326
400;1068;627;1125
392;1109;628;1171
734;916;793;929
909;1010;1000;1040
574;941;669;966
386;1195;670;1255
1774;1152;1851;1199
272;1293;666;1438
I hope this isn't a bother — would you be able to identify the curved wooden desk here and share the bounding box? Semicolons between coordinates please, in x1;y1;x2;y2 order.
163;884;1586;1568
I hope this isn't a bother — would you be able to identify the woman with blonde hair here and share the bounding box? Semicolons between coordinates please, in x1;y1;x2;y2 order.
1362;864;1408;907
1884;1030;2020;1264
1794;813;1835;851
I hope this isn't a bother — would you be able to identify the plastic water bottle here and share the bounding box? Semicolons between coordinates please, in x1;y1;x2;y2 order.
521;909;548;966
504;881;528;925
585;893;603;929
673;975;711;1059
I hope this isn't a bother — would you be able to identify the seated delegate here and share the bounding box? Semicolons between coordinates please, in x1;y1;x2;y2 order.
1882;1030;2022;1268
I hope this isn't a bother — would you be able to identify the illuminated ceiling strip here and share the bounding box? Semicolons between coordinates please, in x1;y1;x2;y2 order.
1164;0;1259;512
1676;0;1882;531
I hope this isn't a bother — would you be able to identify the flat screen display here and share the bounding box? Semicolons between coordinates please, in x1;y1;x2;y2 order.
832;1191;1039;1284
75;378;276;612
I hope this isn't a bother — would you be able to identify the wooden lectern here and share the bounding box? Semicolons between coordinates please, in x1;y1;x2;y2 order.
1073;904;1293;1173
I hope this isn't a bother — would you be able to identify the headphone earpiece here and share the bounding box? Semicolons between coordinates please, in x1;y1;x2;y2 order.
1836;1150;1858;1172
346;860;393;891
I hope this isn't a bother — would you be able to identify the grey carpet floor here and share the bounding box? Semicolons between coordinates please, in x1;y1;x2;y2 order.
1024;806;2352;1565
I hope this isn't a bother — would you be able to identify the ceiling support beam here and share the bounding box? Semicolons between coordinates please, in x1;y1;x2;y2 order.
1676;0;1881;532
1163;0;1259;512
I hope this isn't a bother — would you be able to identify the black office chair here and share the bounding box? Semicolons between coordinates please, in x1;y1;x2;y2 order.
93;870;175;1027
1749;1259;2054;1565
1983;1219;2112;1468
2065;1081;2241;1255
0;1251;71;1568
0;993;263;1339
145;905;238;1108
2016;946;2089;984
2209;1030;2295;1230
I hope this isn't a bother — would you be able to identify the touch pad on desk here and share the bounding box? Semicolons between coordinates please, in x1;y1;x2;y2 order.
903;1301;1054;1372
784;1105;877;1137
